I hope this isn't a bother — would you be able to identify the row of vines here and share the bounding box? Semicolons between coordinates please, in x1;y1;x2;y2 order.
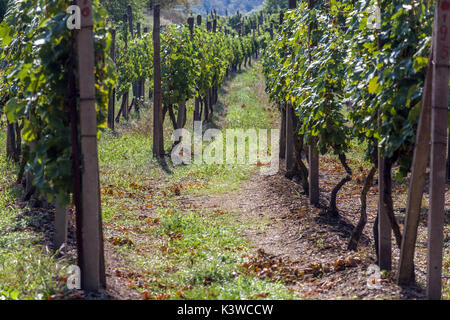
0;0;273;291
262;0;450;299
0;0;268;205
263;0;433;251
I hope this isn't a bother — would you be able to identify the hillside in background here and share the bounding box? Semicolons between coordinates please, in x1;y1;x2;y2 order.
192;0;264;15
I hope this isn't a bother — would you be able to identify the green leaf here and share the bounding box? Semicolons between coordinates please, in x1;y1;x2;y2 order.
5;97;26;123
368;76;379;94
9;290;19;300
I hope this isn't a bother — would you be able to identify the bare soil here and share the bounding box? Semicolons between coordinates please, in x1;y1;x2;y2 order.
187;159;431;300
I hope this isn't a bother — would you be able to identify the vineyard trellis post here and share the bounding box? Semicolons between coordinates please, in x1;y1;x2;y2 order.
427;0;450;300
6;122;20;162
284;0;297;172
289;0;297;9
153;3;164;159
377;132;391;270
54;202;68;250
308;139;319;206
285;104;294;171
137;22;144;108
144;26;152;102
107;28;116;130
375;3;392;271
188;16;194;38
124;14;129;120
127;5;134;39
205;20;212;121
117;13;129;122
308;0;319;206
194;15;202;124
279;104;286;160
127;5;139;115
75;0;106;291
213;19;219;107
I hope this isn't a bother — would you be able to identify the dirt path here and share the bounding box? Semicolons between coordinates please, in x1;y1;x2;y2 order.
187;163;427;299
182;63;428;300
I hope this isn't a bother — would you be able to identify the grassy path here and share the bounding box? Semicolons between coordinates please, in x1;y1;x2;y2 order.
99;62;297;299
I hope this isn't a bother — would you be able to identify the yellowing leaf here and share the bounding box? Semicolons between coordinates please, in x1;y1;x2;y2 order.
368;76;379;94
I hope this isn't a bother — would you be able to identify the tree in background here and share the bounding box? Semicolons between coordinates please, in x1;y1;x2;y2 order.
101;0;147;23
262;0;287;14
101;0;197;24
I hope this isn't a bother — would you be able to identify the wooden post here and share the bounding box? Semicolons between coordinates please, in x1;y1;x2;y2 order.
369;2;390;271
378;152;392;270
194;98;201;124
212;19;218;109
136;22;142;102
127;4;139;112
6;122;14;160
397;54;433;285
54;201;68;250
153;4;164;158
145;24;150;101
283;0;297;166
306;0;319;207
188;17;194;37
6;122;19;162
377;39;391;271
279;105;286;159
309;140;319;205
285;104;294;171
69;27;83;291
188;16;200;126
75;0;106;291
127;5;134;39
107;29;116;130
136;23;144;105
122;13;129;121
427;0;450;300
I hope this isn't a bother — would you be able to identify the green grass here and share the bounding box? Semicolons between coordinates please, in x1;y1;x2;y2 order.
224;64;273;130
0;129;71;300
119;208;296;300
98;62;297;300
